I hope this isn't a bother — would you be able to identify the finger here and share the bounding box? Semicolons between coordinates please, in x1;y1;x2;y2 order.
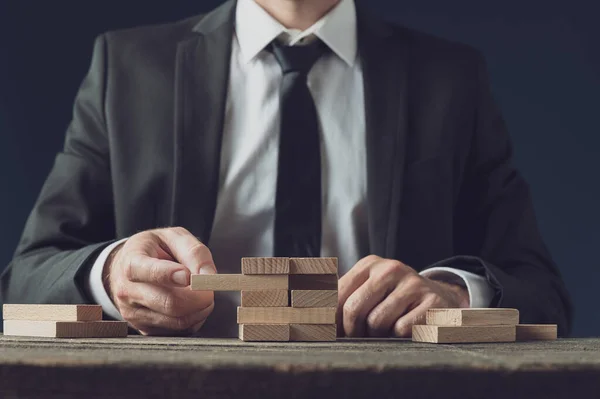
342;275;396;337
156;228;216;275
393;301;431;338
126;254;190;287
337;255;381;333
125;303;214;336
131;283;214;318
366;285;418;337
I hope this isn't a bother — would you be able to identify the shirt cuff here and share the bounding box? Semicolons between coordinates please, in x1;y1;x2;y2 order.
420;266;495;308
87;238;128;321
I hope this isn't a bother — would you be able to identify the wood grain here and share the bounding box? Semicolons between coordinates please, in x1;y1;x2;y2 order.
412;325;516;343
241;290;289;307
426;308;519;326
3;320;128;338
191;275;288;291
2;304;102;322
239;324;290;341
516;324;557;341
289;258;338;274
289;274;338;290
291;290;338;308
241;258;290;275
290;324;336;341
237;307;336;324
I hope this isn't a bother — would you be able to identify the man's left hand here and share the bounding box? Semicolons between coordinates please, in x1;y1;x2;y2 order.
338;255;470;337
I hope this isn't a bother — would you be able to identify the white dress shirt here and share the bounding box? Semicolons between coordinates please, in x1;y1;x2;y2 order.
88;0;494;322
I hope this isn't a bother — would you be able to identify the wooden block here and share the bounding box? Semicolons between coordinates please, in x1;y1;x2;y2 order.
237;307;336;325
2;304;102;322
291;290;338;308
241;290;289;307
239;324;290;342
289;274;338;290
516;324;557;341
290;324;337;341
289;258;338;274
191;274;288;291
3;320;128;338
412;325;516;343
241;258;290;275
426;308;519;326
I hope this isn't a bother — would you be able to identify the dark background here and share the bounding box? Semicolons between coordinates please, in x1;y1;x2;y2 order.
0;1;597;336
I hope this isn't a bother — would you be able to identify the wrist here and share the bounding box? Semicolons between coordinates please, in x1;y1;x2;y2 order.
103;243;124;303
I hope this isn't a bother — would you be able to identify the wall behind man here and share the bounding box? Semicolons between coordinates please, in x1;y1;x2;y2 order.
0;0;597;335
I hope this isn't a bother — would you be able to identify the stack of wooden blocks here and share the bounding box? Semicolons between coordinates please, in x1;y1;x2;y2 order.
412;308;558;343
191;257;338;342
3;304;128;338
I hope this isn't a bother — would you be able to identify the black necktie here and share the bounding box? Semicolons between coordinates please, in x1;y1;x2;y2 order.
270;39;327;257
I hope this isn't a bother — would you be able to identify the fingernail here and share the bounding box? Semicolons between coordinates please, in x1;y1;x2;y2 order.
172;270;189;286
199;265;216;275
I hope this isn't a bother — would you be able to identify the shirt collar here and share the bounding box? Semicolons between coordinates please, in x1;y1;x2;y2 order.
235;0;357;66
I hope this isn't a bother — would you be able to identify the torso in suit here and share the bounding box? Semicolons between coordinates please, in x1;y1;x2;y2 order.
0;0;572;337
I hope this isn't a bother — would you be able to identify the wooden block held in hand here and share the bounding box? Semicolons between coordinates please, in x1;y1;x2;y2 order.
290;324;336;341
426;308;519;326
242;258;290;275
289;274;338;290
191;274;288;291
241;290;289;307
291;290;337;308
289;258;338;274
239;324;290;342
412;325;516;343
3;320;128;338
2;304;102;322
237;307;336;324
516;324;557;341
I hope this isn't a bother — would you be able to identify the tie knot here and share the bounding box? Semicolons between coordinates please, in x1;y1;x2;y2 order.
270;39;327;75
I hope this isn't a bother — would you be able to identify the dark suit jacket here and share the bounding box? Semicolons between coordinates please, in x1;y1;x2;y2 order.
0;0;573;336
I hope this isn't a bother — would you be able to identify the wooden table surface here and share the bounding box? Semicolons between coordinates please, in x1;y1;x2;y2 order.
1;335;599;398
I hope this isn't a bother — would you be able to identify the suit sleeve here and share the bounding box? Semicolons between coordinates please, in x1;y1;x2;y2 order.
434;52;573;336
0;34;117;307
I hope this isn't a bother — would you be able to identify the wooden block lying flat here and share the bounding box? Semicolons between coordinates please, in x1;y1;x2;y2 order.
241;258;290;275
426;308;519;326
237;307;336;325
412;325;516;344
516;324;557;341
239;324;290;342
291;290;338;308
290;324;337;341
2;304;102;322
289;258;338;274
241;290;289;307
3;320;128;338
289;274;338;290
191;274;288;291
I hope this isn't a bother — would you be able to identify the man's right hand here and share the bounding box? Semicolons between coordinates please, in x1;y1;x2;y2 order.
103;227;216;336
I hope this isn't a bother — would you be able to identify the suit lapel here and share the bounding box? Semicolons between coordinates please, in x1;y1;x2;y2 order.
171;0;236;242
357;10;410;258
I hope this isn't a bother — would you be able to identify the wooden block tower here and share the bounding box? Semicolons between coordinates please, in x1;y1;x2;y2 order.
191;257;338;342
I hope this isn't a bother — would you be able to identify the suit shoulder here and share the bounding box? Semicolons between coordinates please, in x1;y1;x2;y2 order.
100;14;205;51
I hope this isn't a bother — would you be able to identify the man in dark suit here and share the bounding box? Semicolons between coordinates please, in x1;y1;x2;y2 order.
0;0;572;337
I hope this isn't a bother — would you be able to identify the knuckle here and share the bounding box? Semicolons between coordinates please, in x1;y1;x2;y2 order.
394;322;412;338
343;301;359;322
115;286;129;301
171;226;190;236
366;310;384;331
364;254;382;263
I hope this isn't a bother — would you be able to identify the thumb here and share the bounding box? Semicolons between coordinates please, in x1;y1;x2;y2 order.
155;227;217;275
